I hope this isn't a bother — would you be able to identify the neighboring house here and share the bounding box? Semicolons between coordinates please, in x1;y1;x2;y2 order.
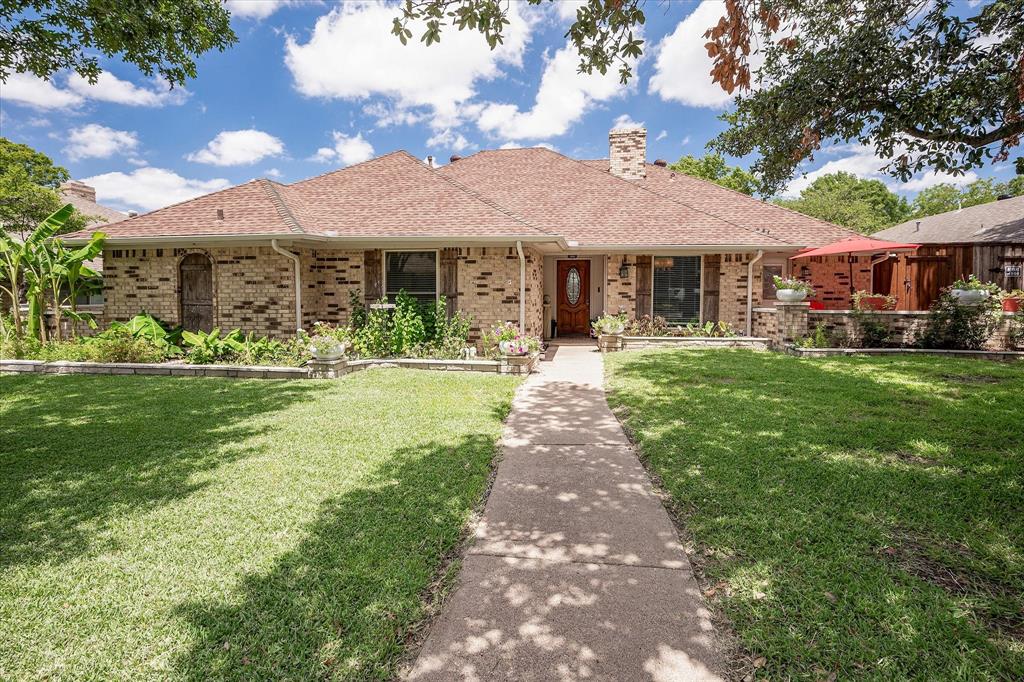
63;128;857;340
874;195;1024;309
60;180;128;305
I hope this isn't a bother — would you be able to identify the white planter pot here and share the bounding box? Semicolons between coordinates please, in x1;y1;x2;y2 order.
776;289;808;302
499;340;527;356
951;289;990;305
312;342;348;361
599;321;625;335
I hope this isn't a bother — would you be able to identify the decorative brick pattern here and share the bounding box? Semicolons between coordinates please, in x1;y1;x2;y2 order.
776;302;810;345
608;128;647;181
455;246;544;341
301;249;363;328
751;308;778;339
793;255;871;309
718;253;764;331
807;310;1017;350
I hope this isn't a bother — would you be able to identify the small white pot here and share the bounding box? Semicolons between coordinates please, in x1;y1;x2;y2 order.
499;340;527;356
951;289;990;305
776;289;808;302
312;341;348;361
599;321;625;335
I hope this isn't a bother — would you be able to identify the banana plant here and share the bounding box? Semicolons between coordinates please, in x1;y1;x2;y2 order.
0;204;75;338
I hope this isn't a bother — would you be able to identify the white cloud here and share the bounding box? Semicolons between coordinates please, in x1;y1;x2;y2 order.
476;43;631;140
226;0;295;20
681;135;692;146
67;72;187;107
83;167;230;212
656;130;668;141
284;1;532;129
2;73;84;109
783;145;980;197
264;167;283;178
612;114;644;129
186;129;286;166
310;131;375;166
63;124;140;160
556;0;586;21
649;1;759;109
427;128;473;153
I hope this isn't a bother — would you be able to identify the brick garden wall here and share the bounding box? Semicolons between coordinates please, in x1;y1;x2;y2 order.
807;310;1016;351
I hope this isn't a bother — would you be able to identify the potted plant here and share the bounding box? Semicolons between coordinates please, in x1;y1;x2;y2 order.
592;312;627;336
1001;289;1023;313
852;290;897;311
308;334;348;360
773;275;815;302
950;275;998;306
485;322;540;356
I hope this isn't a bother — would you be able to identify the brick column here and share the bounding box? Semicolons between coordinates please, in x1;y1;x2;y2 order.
774;302;810;346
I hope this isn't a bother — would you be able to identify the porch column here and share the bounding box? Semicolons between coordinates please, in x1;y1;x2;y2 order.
774;301;810;346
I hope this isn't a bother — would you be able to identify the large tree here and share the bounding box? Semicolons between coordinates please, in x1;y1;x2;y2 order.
0;138;86;238
393;1;1024;195
775;172;910;234
0;0;236;87
669;153;758;196
910;175;1024;218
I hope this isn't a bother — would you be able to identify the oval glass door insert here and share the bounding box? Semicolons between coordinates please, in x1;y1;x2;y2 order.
566;267;581;305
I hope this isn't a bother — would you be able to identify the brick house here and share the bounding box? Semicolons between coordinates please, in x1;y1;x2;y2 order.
64;128;857;341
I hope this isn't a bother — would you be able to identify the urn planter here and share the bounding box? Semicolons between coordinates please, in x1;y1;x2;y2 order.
951;289;990;306
776;289;808;303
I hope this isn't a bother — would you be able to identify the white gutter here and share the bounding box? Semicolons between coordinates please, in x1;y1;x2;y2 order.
746;249;764;336
515;240;526;331
271;239;302;333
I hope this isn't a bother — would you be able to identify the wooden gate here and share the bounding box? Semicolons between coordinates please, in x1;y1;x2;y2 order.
635;255;652;317
906;255;953;310
179;253;213;331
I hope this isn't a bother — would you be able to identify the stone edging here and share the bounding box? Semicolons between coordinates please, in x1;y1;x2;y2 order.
786;346;1024;362
598;336;770;352
0;353;543;380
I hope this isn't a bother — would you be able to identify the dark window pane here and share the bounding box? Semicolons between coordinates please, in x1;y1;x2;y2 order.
653;256;701;323
385;251;437;303
763;265;783;301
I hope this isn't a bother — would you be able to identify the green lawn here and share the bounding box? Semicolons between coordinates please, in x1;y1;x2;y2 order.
0;369;519;680
605;350;1023;680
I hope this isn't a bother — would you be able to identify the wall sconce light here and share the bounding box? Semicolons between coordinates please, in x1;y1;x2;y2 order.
618;257;631;279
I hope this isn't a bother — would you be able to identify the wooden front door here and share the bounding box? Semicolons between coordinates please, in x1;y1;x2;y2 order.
180;253;213;331
557;259;590;335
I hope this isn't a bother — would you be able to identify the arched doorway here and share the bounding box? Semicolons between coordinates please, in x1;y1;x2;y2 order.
179;253;213;331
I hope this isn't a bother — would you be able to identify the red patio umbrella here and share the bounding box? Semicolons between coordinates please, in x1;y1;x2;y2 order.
790;236;920;297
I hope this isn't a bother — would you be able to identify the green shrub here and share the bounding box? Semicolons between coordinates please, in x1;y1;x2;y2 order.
100;312;182;356
352;301;394;358
918;291;1001;350
795;322;831;348
850;309;891;348
85;328;166;363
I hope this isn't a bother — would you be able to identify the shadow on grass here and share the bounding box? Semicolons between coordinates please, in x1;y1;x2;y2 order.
0;374;328;568
170;433;499;681
604;350;1024;678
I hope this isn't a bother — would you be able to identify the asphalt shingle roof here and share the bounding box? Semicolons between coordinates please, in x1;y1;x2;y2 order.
875;195;1024;244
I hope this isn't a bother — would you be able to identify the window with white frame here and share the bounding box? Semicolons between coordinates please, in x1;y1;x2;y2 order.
385;251;437;305
653;256;701;323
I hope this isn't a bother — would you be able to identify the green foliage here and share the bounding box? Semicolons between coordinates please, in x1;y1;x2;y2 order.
1;0;236;88
0;138;69;188
0;140;89;238
795;322;831;348
911;177;1024;219
349;293;471;359
850;309;892;348
951;274;1000;293
592;312;627;335
669;153;757;196
102;312;182;356
918;291;1002;350
1006;317;1024;351
772;274;815;295
391;291;427;353
775;172;911;234
626;315;670;337
712;1;1024;195
348;289;368;330
680;321;737;338
181;328;245;365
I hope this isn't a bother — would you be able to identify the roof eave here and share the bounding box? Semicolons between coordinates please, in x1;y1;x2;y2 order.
64;232;568;248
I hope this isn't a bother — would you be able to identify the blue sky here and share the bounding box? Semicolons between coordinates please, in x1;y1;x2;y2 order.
1;0;1015;213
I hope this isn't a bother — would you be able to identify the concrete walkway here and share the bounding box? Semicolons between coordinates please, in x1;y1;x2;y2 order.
408;344;724;681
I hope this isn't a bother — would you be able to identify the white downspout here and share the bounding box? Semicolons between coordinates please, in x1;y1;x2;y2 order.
271;239;302;333
746;249;764;336
515;241;526;332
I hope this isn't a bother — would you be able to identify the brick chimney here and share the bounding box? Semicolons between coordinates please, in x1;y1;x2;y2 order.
609;127;646;180
60;180;96;202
